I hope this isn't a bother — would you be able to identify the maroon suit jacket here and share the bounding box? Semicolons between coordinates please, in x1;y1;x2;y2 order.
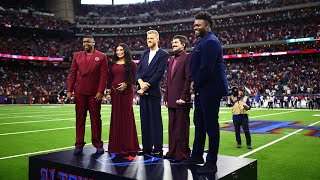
67;50;108;95
164;50;192;108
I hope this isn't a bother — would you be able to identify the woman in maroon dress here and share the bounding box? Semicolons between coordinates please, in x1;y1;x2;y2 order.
107;43;140;154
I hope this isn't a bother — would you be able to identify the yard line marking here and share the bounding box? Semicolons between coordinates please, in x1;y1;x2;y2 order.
0;141;107;160
0;119;141;136
1;108;111;115
0;146;76;160
0;115;142;125
2;111;74;116
238;120;320;158
0;115;111;125
0;130;165;160
0;110;306;160
0;119;74;125
0;113;75;119
219;110;296;123
0;110;294;134
1;110;113;119
0;123;108;136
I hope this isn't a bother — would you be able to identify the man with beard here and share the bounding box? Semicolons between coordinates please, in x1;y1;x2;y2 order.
181;11;229;175
163;35;192;162
136;30;169;157
67;35;108;155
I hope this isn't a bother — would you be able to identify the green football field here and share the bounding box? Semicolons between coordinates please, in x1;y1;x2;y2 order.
0;105;319;180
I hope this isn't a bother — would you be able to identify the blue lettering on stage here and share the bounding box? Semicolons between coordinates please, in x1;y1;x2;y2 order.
58;171;68;180
68;174;77;180
40;168;93;180
40;168;48;180
49;169;55;180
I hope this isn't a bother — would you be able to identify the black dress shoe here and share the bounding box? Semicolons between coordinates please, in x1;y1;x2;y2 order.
163;155;173;159
237;144;241;148
170;159;182;163
137;150;152;156
96;147;105;154
181;156;204;165
73;147;83;155
197;162;217;174
247;145;252;149
151;150;163;158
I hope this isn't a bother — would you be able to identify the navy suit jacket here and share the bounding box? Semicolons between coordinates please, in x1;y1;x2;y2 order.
190;32;228;98
136;48;169;98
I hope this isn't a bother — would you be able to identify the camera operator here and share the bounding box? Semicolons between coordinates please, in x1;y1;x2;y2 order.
227;87;252;149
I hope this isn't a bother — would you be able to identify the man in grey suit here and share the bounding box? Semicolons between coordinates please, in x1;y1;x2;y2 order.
182;11;229;175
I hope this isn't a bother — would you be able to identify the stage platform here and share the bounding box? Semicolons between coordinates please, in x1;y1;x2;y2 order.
29;145;257;180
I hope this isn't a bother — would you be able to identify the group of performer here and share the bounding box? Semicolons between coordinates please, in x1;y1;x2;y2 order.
67;11;229;175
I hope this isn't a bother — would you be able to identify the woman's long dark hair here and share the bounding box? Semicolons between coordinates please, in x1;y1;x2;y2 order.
112;43;134;82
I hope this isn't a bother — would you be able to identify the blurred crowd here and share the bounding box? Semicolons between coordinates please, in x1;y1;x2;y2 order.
0;60;68;104
0;0;318;57
0;0;319;105
0;10;71;30
76;0;317;24
0;53;318;104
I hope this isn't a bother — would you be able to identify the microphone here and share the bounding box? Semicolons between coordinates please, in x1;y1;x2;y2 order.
176;100;193;104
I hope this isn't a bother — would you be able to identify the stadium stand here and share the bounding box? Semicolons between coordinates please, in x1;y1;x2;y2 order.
0;0;319;105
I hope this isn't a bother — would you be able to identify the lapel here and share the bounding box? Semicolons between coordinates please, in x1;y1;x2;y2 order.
142;50;149;69
170;51;186;83
168;56;174;83
77;52;86;75
191;32;212;64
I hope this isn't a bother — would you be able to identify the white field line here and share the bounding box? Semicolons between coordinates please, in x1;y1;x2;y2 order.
1;109;314;160
0;112;76;119
0;115;115;126
0;114;144;126
239;120;320;158
0;115;113;125
219;110;296;123
0;118;74;125
0;130;163;160
188;110;297;128
0;120;141;136
0;111;292;136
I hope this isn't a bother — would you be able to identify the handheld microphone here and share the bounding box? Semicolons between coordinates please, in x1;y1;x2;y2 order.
176;100;193;104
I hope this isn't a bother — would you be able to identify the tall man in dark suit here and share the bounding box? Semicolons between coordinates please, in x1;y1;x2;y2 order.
163;35;192;161
136;30;169;157
181;11;229;175
67;35;108;155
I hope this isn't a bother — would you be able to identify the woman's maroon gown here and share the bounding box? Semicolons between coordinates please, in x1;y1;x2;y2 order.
107;62;140;154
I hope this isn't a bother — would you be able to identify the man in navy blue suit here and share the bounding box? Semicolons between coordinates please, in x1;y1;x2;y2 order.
136;30;169;157
181;11;229;175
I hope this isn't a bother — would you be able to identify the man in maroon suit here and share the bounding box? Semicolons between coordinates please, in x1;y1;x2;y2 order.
67;35;108;155
163;35;192;161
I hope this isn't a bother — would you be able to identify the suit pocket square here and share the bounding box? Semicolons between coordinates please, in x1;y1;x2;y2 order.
194;49;200;52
